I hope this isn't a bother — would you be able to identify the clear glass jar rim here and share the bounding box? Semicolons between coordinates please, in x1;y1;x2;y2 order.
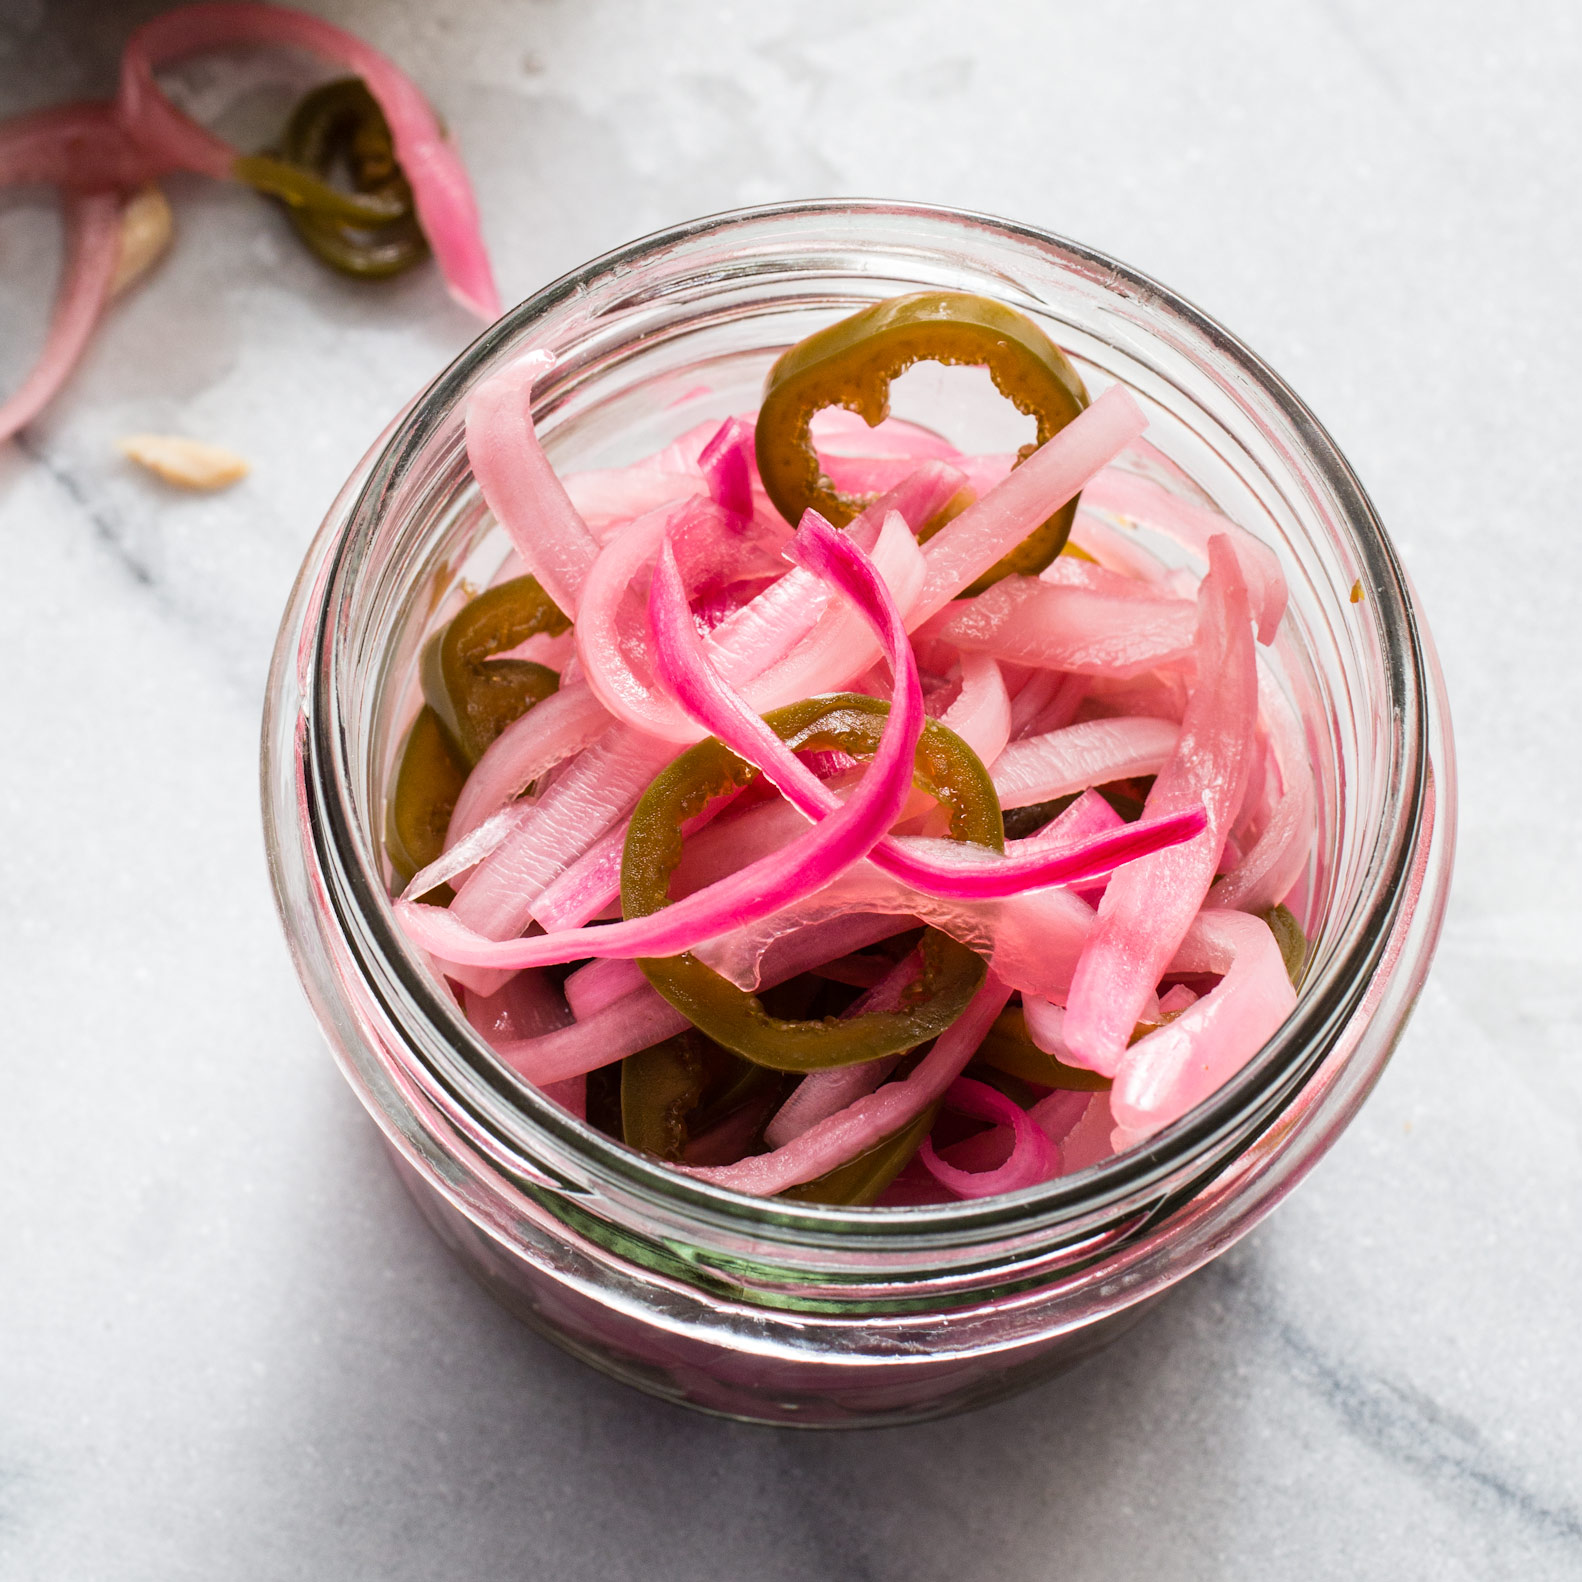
298;197;1435;1247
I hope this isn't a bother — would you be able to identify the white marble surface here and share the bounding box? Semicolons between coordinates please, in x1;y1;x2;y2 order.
2;1;1579;1576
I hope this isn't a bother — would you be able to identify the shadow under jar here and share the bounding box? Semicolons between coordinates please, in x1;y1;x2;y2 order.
262;200;1455;1428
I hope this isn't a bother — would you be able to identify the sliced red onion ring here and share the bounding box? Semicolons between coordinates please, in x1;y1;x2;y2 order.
400;794;538;901
117;2;499;319
1057;1092;1117;1174
1208;661;1315;913
445;725;678;987
495;986;690;1087
990;717;1179;809
924;577;1197;677
464;350;600;617
1109;907;1297;1146
444;682;611;849
1063;536;1259;1074
698;415;754;521
0;188;121;445
908;385;1148;627
1082;460;1288;643
919;1077;1059;1198
535;765;753;933
937;652;1011;767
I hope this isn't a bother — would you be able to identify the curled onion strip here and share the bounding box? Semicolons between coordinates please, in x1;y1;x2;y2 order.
0;189;122;445
1109;908;1297;1146
464;350;600;617
908;385;1148;626
444;682;611;849
117;2;499;318
760;953;921;1148
1082;459;1288;643
1063;536;1259;1073
919;1077;1059;1198
990;717;1179;810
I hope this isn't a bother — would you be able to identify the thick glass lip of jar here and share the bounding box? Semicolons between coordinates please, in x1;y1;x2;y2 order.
266;197;1449;1261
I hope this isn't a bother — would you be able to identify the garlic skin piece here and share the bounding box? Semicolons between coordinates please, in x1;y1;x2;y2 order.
117;434;249;490
109;184;174;298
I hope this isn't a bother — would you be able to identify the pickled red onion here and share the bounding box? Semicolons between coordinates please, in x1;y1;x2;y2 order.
117;2;499;319
937;652;1011;767
1109;908;1297;1145
0;189;122;445
444;682;612;850
760;953;921;1148
919;1077;1059;1198
925;577;1198;677
1082;462;1288;644
1063;536;1259;1073
908;385;1148;626
990;717;1180;809
464;350;601;616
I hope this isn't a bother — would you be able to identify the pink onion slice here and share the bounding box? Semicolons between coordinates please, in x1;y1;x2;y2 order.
446;725;678;955
495;986;689;1087
400;794;538;901
908;385;1148;626
444;682;611;849
0;189;122;445
648;528;1206;901
931;1091;1085;1175
1083;461;1288;643
117;2;499;318
1011;786;1125;907
990;717;1180;809
464;969;573;1044
924;577;1197;677
0;101;157;190
698;415;754;520
1063;536;1259;1074
531;771;749;932
1208;662;1315;914
937;652;1011;767
1057;1092;1117;1173
1018;671;1089;739
1109;907;1297;1146
681;976;1013;1196
574;496;709;738
398;510;924;973
919;1077;1059;1198
1018;787;1126;850
464;350;600;616
563;956;646;1021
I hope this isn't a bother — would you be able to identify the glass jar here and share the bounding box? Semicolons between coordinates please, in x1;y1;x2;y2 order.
262;200;1455;1428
